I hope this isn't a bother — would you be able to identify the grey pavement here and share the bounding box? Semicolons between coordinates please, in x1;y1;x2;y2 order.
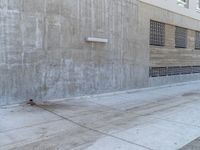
1;81;200;150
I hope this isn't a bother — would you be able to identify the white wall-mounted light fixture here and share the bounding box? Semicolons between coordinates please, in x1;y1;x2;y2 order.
86;37;108;43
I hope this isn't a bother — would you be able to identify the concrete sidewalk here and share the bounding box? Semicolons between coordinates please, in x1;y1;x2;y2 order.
1;81;200;150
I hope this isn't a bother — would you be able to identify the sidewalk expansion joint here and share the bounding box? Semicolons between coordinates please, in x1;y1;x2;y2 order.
35;104;154;150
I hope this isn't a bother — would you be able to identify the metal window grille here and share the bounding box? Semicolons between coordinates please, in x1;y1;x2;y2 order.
179;66;192;74
150;20;165;46
149;66;200;77
195;31;200;50
168;67;181;76
175;27;187;48
149;67;167;77
192;66;200;73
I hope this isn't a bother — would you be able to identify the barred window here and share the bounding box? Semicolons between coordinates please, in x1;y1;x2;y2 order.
149;66;200;77
195;31;200;50
175;27;187;48
150;20;165;46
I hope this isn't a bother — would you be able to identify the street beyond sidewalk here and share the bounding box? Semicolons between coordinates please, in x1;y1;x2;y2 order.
1;81;200;150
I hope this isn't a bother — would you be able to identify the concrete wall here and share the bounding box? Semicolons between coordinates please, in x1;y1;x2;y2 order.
0;0;149;105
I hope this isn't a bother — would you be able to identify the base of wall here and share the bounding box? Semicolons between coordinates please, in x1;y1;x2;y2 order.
149;73;200;87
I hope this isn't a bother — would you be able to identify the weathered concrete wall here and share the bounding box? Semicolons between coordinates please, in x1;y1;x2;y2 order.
3;0;200;106
0;0;149;105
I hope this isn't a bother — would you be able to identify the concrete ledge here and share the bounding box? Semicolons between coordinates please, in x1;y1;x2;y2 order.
2;79;200;107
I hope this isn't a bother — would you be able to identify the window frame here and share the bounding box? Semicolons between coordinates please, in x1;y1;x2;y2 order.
149;20;165;47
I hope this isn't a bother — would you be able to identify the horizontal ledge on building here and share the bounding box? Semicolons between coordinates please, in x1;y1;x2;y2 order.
85;37;108;43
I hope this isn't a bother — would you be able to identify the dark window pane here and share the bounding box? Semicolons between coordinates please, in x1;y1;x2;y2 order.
175;26;187;48
195;31;200;50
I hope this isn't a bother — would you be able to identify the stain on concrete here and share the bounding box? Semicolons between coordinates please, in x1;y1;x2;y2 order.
36;102;78;111
182;92;200;97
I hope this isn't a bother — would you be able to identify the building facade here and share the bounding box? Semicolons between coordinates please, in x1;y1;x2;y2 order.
141;0;200;86
0;0;200;105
